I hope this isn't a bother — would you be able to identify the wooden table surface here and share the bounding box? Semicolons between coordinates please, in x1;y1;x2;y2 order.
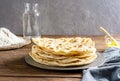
0;35;120;81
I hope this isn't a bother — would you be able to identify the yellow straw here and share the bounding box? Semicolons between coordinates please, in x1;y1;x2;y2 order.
100;27;119;47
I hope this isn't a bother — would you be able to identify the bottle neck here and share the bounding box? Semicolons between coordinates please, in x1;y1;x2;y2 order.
24;3;39;14
24;3;31;12
33;3;38;12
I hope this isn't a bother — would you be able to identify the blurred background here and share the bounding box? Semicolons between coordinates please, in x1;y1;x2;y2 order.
0;0;120;35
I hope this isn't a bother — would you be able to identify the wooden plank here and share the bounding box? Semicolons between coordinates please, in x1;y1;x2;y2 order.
0;77;81;81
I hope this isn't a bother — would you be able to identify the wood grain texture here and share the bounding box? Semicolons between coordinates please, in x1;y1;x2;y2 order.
0;77;80;81
0;0;120;35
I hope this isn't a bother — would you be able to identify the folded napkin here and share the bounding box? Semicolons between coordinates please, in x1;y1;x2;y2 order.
82;47;120;81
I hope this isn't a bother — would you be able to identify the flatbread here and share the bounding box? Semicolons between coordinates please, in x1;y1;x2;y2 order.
29;52;97;67
30;37;97;67
31;45;96;59
32;37;96;55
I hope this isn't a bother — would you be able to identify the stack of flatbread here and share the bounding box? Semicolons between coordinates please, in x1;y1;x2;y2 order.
29;37;97;67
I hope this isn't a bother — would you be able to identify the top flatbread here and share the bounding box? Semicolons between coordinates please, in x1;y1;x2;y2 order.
32;37;96;55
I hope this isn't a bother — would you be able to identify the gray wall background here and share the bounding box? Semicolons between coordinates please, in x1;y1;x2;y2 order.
0;0;120;35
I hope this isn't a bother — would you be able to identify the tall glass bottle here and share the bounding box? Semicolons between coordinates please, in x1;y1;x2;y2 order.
23;3;40;39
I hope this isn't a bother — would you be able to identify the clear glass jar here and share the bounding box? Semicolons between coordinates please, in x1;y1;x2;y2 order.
23;3;41;39
104;35;120;48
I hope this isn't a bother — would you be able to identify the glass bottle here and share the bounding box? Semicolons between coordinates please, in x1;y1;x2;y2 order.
23;3;40;39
